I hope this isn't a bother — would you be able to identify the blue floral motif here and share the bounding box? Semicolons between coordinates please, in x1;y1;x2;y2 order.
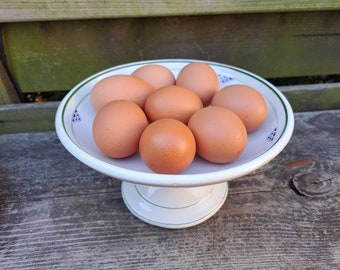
72;109;81;122
218;74;234;84
267;128;277;142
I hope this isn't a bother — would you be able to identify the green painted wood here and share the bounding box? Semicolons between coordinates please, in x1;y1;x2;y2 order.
2;11;340;95
279;82;340;111
0;59;20;104
1;83;339;134
0;102;58;134
0;0;339;22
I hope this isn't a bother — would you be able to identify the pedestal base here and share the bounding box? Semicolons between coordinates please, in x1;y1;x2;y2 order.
121;181;228;229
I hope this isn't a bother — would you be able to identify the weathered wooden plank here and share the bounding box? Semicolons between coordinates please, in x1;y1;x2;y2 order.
0;0;339;22
279;82;340;111
0;110;339;269
0;188;338;269
1;82;339;134
0;102;58;134
2;11;340;95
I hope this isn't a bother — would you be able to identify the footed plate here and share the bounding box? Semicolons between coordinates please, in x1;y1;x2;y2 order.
55;59;294;228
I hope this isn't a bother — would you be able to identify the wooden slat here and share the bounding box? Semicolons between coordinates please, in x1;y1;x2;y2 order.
279;82;340;111
2;11;340;95
1;82;339;134
0;59;20;104
0;102;58;134
0;110;339;268
0;0;340;22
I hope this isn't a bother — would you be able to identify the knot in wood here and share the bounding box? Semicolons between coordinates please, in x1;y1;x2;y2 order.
292;168;340;198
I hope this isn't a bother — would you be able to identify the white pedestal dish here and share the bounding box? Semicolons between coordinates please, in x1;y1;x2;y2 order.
55;59;294;229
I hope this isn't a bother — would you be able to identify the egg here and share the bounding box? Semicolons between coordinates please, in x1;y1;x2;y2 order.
139;118;196;174
90;75;153;111
93;100;148;158
132;64;176;90
211;84;268;132
176;62;220;106
144;85;203;124
188;106;247;164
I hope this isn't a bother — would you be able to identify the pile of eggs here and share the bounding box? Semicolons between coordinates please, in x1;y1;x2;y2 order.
91;62;268;174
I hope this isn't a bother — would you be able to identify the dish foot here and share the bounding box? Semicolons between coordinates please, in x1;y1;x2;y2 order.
121;181;228;229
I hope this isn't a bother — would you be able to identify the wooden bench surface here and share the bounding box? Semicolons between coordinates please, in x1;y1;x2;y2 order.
0;109;339;268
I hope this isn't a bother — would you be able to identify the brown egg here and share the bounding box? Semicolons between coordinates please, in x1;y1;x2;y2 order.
188;106;247;164
131;64;176;90
211;84;268;132
90;75;153;111
144;85;203;124
176;62;220;106
139;118;196;174
93;100;148;158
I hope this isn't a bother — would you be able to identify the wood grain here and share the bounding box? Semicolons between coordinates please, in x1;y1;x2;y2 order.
292;165;340;197
1;81;339;134
1;0;339;22
279;83;340;112
0;110;339;269
2;11;340;95
0;58;20;104
0;102;58;134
